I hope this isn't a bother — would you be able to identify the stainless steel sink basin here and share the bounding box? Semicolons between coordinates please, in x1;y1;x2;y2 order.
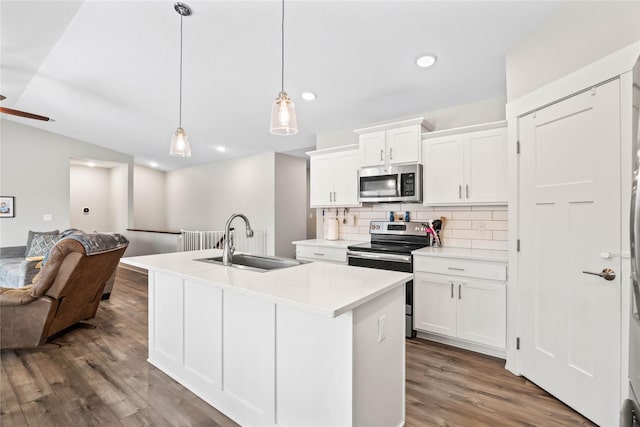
195;253;307;272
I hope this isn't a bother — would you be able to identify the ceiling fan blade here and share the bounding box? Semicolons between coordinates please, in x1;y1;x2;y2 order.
0;107;52;122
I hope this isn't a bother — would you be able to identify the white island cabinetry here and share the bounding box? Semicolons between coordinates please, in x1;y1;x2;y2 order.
123;249;409;427
412;247;508;358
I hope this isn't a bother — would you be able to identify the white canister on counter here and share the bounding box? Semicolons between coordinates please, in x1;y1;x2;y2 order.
327;219;339;240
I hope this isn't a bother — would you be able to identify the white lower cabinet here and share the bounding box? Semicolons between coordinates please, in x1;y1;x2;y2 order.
295;244;347;264
414;257;507;355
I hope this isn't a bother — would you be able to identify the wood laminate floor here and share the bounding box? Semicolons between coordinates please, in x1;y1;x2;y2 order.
1;267;596;427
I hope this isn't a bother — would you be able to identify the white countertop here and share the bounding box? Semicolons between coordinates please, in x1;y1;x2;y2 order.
292;238;366;248
121;249;411;318
412;246;508;263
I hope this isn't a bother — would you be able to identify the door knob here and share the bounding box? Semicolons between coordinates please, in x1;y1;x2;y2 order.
582;268;616;281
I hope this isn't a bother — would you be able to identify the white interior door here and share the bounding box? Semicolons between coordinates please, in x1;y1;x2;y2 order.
518;79;621;426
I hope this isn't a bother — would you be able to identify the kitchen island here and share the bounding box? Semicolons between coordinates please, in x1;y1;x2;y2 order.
121;249;412;427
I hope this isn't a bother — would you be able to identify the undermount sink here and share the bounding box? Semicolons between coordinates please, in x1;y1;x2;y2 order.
195;253;307;272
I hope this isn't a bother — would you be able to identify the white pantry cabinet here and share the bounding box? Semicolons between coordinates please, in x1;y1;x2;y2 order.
308;146;360;208
422;121;507;205
413;254;507;356
355;118;433;167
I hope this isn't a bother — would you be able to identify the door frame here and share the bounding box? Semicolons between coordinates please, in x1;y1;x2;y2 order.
504;41;640;405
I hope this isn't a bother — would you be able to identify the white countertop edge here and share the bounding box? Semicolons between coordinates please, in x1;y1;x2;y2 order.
412;247;508;263
121;253;411;318
292;239;366;248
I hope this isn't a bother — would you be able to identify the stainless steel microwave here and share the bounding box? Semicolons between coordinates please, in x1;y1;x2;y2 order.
358;163;422;203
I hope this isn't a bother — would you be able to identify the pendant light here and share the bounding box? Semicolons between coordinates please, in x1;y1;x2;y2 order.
169;2;192;157
269;0;298;135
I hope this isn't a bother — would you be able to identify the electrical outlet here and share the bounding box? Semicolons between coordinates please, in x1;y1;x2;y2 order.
43;214;53;222
378;315;386;343
477;222;486;234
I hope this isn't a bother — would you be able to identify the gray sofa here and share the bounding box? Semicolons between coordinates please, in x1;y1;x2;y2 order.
0;231;118;300
0;246;41;288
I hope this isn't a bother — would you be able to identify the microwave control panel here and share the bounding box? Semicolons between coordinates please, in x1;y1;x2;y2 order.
401;173;415;196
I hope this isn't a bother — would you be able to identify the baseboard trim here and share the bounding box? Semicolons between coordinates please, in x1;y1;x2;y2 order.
415;331;507;360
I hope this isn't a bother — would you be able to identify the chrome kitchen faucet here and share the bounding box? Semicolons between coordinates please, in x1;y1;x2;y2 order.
222;213;254;266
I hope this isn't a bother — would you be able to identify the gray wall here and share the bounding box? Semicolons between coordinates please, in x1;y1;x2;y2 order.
0;120;133;247
506;1;640;101
133;164;167;230
275;154;308;258
70;165;111;231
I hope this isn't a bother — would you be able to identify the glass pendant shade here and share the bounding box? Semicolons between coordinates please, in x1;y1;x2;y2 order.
270;91;298;135
169;127;191;157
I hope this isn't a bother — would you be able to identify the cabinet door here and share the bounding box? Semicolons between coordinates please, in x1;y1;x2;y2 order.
360;131;387;166
310;155;334;207
387;125;420;164
456;279;506;348
423;135;465;204
465;128;508;203
414;273;456;337
334;150;360;206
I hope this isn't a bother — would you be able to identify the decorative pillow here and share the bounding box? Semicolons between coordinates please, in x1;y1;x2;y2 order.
26;234;60;257
25;230;59;256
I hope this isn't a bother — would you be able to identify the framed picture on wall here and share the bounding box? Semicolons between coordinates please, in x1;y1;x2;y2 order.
0;196;15;218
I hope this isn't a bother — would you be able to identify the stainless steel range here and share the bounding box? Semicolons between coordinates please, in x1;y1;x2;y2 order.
347;221;431;338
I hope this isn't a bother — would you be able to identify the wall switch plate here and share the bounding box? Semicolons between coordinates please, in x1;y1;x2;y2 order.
378;315;386;343
43;214;53;222
477;222;486;234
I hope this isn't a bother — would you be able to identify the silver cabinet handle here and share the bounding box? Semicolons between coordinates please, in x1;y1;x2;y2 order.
313;252;325;256
466;184;469;198
458;283;462;299
582;268;616;281
448;267;465;271
380;149;384;162
333;191;336;201
458;185;462;199
329;192;333;202
450;282;454;299
389;147;393;160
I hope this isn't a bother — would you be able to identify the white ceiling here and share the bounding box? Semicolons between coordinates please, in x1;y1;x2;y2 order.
1;1;562;171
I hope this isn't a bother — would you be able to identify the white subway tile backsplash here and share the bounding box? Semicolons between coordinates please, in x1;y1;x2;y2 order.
493;210;508;220
325;204;508;249
447;220;472;230
444;238;472;248
492;230;509;241
453;229;493;240
471;239;509;250
484;220;508;231
451;211;493;220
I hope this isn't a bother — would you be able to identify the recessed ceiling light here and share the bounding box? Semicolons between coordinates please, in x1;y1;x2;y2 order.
301;92;317;101
87;162;96;167
416;54;437;68
149;162;158;168
216;146;227;153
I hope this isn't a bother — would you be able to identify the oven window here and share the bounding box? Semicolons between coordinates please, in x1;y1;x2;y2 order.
360;174;398;197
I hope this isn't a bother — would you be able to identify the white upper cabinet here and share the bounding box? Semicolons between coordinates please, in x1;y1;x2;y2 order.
422;121;508;205
308;146;361;208
355;118;433;167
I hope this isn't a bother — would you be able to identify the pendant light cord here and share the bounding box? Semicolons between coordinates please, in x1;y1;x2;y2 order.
280;0;285;93
179;13;184;127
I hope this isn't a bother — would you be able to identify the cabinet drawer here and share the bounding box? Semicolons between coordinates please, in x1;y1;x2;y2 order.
296;245;346;263
414;257;506;281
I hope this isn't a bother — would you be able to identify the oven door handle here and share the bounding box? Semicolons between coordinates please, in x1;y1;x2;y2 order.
347;251;412;264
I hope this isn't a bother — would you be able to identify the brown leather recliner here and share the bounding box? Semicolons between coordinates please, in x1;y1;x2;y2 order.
0;233;128;349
